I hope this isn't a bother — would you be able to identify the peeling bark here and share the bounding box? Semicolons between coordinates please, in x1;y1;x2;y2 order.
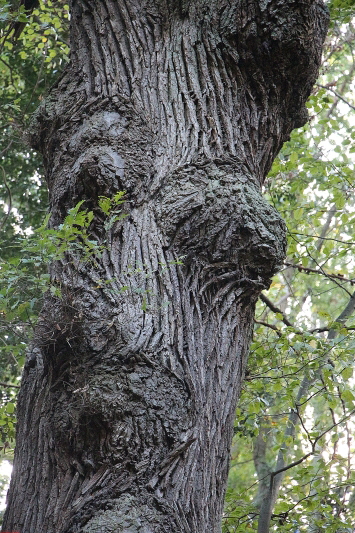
3;1;328;532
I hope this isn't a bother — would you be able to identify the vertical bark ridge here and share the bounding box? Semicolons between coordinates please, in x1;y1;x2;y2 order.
67;0;328;186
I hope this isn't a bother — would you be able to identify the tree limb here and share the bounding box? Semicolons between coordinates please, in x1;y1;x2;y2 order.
284;261;355;286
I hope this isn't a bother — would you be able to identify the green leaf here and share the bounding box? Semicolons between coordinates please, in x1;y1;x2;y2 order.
5;403;15;414
341;367;353;380
341;389;355;402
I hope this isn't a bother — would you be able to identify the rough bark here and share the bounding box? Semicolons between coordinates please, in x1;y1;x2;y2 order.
3;1;328;532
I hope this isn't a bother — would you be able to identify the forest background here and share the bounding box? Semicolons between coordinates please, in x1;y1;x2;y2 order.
1;0;355;531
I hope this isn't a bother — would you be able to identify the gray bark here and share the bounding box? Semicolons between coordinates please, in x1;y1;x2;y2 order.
3;1;328;532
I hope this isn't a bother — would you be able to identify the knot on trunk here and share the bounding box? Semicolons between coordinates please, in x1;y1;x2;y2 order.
155;162;286;285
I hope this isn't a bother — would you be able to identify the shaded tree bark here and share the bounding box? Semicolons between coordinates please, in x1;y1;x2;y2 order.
3;1;328;532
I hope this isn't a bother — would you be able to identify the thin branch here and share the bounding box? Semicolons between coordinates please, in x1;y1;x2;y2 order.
295;404;313;447
270;409;355;479
259;293;296;328
289;232;355;246
0;381;20;389
316;83;355;111
310;326;355;333
255;318;355;336
309;254;353;297
254;319;282;336
284;261;355;286
0;165;12;231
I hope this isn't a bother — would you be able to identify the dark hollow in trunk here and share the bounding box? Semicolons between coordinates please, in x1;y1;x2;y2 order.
3;1;328;532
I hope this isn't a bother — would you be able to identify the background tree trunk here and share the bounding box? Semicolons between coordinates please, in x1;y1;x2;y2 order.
3;1;328;532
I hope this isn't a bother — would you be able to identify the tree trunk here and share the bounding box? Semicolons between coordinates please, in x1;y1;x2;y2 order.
3;1;328;532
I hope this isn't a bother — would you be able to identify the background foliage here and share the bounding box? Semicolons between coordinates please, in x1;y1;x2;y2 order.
0;0;69;518
1;1;355;531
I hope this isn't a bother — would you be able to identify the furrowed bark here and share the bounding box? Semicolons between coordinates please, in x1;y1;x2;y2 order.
3;1;328;532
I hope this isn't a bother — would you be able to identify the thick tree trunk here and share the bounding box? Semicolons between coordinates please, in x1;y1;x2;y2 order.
3;1;328;532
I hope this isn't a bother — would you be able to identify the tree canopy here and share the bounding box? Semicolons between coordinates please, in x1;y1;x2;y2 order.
1;1;355;531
